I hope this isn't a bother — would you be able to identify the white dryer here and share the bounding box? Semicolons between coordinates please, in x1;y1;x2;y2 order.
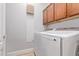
33;31;79;56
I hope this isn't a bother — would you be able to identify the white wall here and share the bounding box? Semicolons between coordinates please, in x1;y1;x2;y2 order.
6;3;34;53
6;3;50;53
47;18;79;30
26;3;49;41
34;3;49;32
26;7;34;42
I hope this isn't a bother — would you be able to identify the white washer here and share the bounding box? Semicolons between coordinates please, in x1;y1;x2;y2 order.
33;31;79;56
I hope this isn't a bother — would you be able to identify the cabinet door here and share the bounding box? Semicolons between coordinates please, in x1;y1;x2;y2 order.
43;9;48;25
47;4;54;23
67;3;79;17
55;3;66;21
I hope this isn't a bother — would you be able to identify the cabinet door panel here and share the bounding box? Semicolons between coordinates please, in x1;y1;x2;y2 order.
43;10;48;24
47;4;54;22
67;3;79;17
55;3;66;21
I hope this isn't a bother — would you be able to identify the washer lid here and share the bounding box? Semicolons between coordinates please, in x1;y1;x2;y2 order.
39;31;79;38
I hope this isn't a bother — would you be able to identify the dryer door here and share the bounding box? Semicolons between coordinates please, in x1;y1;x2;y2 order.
41;35;61;56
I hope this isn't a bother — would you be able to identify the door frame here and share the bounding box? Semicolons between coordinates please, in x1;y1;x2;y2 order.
0;3;6;56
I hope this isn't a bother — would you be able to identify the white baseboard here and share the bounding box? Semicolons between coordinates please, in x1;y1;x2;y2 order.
7;48;34;56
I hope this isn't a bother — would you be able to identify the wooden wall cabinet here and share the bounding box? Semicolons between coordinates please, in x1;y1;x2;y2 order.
43;3;79;25
47;4;54;22
55;3;66;21
67;3;79;17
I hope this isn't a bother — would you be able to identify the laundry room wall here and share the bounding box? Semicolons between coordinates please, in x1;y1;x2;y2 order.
6;3;49;53
6;3;35;53
34;3;49;32
47;18;79;30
